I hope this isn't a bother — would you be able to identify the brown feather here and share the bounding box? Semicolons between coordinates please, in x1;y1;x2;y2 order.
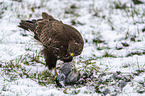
42;47;57;70
18;12;84;70
42;12;54;20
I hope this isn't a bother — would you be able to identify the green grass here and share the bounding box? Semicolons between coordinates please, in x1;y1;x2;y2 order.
0;50;144;95
126;51;145;57
1;0;145;95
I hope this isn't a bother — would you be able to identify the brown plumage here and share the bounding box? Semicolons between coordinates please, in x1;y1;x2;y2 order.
18;12;84;70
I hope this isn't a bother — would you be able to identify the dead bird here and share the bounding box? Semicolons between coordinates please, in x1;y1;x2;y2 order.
56;62;80;88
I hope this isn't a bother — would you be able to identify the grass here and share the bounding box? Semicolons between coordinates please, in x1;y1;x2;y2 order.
126;51;145;57
113;1;127;10
1;51;145;95
0;2;8;19
1;0;145;95
132;0;144;5
70;19;84;26
102;51;116;58
1;53;56;86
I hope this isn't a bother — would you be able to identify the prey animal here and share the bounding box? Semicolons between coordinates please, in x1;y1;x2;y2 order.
56;62;80;87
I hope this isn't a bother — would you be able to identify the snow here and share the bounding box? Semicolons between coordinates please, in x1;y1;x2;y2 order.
0;0;145;95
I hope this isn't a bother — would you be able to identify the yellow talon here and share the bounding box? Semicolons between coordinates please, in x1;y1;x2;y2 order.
54;67;58;77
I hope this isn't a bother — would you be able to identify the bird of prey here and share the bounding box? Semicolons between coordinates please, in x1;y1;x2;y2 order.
18;12;84;76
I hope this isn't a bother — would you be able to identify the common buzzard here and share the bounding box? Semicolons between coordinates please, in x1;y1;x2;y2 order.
18;12;84;75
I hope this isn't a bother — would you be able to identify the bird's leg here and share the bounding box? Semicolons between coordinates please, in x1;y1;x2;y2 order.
54;67;58;77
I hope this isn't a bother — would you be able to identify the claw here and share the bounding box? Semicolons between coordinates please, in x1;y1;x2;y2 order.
54;67;58;77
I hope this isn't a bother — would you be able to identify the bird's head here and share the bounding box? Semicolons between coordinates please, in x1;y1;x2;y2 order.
68;40;83;57
62;40;83;62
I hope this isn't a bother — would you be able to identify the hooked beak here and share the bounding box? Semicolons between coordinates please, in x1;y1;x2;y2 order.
62;52;74;62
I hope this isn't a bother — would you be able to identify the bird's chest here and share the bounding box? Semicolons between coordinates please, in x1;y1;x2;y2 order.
53;45;69;59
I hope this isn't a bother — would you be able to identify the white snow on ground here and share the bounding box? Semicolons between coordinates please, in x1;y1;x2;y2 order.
0;0;145;95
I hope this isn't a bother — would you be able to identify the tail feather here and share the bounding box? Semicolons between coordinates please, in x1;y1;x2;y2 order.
18;20;36;32
18;19;40;41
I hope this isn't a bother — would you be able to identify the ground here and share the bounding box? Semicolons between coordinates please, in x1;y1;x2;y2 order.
0;0;145;95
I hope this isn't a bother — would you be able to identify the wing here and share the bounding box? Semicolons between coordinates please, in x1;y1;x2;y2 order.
36;20;65;47
63;24;84;44
35;12;84;58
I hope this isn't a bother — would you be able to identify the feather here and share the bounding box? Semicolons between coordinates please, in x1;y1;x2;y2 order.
18;12;84;70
